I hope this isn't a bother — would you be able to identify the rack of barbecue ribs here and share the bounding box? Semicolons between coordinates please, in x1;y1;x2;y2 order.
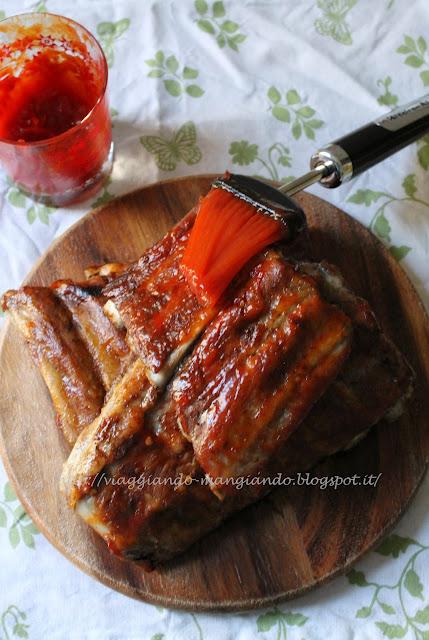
2;214;414;568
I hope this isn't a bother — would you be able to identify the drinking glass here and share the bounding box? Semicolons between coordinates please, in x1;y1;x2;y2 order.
0;13;113;206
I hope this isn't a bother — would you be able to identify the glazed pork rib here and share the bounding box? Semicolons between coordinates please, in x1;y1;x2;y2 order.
52;278;133;389
270;260;414;471
1;267;133;445
66;383;254;564
61;357;158;508
102;212;218;386
2;287;105;445
172;252;352;496
60;255;412;566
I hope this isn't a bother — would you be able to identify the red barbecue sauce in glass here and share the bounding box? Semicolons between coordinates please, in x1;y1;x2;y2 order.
0;49;99;143
0;15;111;205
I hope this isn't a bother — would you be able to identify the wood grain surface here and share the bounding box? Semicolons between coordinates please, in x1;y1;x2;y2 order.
0;175;428;612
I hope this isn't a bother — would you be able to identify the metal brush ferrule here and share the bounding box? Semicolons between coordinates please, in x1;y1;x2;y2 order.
310;144;353;188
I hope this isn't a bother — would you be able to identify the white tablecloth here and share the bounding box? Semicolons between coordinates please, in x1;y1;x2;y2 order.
0;1;428;638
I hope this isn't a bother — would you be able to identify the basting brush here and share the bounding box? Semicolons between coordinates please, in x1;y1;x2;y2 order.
181;94;429;306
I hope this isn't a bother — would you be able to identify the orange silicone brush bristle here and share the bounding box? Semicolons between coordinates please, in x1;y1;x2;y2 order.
181;187;286;307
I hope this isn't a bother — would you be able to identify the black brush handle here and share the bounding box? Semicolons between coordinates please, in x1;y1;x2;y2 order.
310;95;429;188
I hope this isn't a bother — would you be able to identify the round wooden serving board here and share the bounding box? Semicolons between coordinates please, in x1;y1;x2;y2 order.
0;175;428;612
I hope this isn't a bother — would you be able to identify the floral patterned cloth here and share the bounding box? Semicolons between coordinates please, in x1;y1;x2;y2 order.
0;1;428;639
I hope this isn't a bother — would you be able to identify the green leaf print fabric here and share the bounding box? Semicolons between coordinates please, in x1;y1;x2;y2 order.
0;1;428;639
